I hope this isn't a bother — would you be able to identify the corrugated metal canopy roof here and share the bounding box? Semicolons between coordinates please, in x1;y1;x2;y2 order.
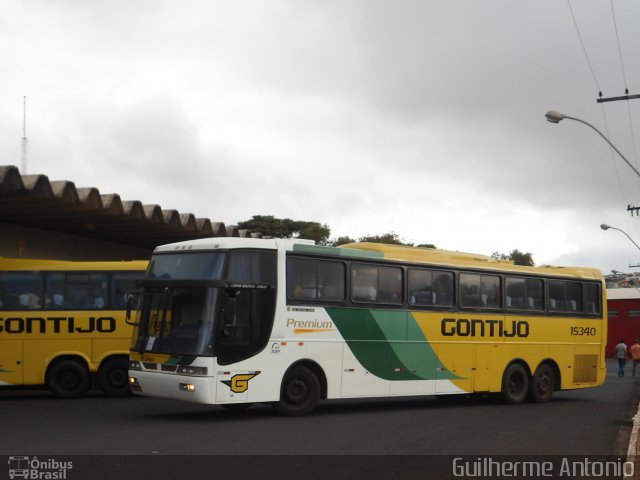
0;165;257;249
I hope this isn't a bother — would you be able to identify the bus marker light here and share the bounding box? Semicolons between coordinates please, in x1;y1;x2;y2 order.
298;342;304;346
180;383;196;392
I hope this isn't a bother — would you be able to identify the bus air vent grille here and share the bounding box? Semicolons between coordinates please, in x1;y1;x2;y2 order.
573;354;597;383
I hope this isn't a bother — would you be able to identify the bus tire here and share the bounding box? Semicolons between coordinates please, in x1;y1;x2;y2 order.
97;357;131;397
47;359;90;398
501;363;529;405
529;363;555;403
274;365;321;416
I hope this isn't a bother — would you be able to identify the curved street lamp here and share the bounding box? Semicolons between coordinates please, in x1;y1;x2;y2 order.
600;223;640;252
545;110;640;179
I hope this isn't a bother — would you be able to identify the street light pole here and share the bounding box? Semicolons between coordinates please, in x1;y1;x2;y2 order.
600;223;640;251
545;110;640;179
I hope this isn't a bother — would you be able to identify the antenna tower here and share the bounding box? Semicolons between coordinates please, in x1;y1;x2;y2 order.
21;96;27;174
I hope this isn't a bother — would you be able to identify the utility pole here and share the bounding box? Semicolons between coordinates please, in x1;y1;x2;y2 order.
596;91;640;103
21;96;27;174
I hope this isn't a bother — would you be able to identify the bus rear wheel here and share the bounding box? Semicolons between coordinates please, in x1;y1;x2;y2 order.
529;364;555;403
97;357;131;397
47;359;90;398
274;366;320;416
501;363;529;405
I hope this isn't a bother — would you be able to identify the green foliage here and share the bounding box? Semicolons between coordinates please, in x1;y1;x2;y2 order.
491;249;535;266
332;236;356;246
237;217;436;250
330;232;421;246
357;232;410;245
236;215;331;245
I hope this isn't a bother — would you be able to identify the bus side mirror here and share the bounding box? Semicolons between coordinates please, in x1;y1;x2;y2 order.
125;294;140;326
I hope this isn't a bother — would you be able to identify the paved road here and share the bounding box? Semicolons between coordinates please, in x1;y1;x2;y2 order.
1;360;638;479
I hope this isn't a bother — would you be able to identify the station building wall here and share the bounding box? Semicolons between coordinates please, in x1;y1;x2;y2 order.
0;223;151;261
607;289;640;358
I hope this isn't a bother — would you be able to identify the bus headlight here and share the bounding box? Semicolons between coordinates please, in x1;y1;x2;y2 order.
129;376;142;392
129;361;142;371
177;366;208;376
179;383;196;392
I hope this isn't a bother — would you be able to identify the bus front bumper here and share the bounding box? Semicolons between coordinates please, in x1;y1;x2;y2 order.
128;370;215;404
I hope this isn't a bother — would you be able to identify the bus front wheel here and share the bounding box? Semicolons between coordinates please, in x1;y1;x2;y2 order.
47;359;90;398
501;363;529;405
274;366;321;416
97;357;131;397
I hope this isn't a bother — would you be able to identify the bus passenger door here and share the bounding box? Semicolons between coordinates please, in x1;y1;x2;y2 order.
216;288;275;366
0;340;23;386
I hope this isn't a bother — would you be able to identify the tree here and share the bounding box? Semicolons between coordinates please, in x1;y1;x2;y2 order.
331;236;356;246
236;215;331;245
330;233;436;248
491;249;535;266
356;232;413;246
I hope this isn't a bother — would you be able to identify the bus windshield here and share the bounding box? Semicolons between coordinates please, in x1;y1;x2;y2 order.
132;249;278;359
147;252;226;280
131;285;219;356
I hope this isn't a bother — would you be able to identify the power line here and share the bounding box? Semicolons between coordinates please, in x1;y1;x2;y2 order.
567;1;640;202
567;0;602;98
600;103;631;206
610;0;630;94
609;0;640;180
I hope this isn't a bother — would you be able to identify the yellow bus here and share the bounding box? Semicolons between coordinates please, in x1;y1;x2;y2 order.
128;238;606;415
0;258;147;397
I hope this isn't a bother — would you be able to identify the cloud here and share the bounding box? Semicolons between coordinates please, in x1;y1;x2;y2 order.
2;0;640;273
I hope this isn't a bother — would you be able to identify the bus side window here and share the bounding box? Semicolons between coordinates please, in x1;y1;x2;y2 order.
1;272;43;310
112;272;144;309
585;283;601;314
548;280;565;312
409;269;434;306
433;272;454;306
228;251;276;285
64;273;108;309
351;264;378;302
318;261;345;301
566;282;583;313
46;273;66;309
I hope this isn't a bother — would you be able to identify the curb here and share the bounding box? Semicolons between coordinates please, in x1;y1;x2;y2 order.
627;400;640;478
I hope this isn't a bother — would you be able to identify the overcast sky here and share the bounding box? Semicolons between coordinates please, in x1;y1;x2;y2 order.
3;0;640;274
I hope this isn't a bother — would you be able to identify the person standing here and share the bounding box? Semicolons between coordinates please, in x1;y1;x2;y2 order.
616;339;628;377
630;340;640;377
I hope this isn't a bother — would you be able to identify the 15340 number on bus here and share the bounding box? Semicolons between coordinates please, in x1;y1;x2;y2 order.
570;326;597;336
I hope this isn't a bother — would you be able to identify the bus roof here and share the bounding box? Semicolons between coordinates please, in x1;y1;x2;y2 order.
0;258;148;271
151;238;602;281
153;237;314;253
337;242;603;280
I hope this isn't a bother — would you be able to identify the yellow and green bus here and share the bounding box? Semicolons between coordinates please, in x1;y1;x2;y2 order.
0;258;147;397
128;238;606;415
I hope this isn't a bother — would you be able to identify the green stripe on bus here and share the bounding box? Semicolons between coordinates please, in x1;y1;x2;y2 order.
326;308;458;381
292;243;384;259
